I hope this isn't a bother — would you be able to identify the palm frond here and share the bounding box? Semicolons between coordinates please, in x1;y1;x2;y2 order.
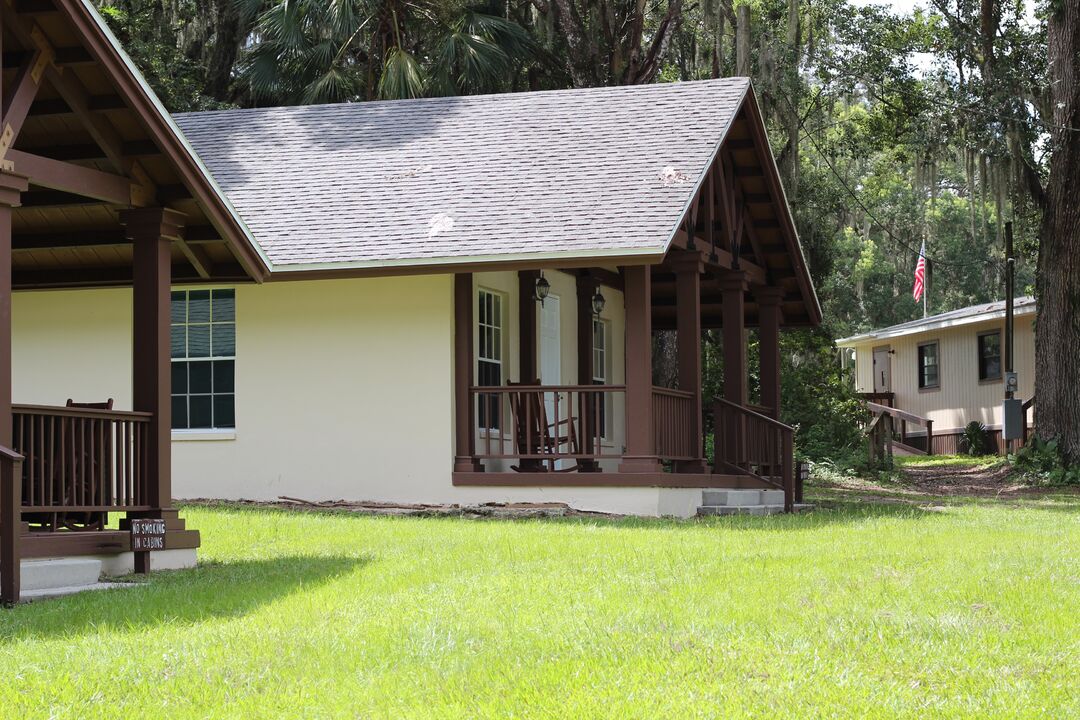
378;48;425;99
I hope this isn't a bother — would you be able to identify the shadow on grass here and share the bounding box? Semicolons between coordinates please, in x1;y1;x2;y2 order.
0;554;367;642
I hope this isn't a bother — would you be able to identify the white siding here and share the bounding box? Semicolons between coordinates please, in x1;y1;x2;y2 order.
849;314;1035;432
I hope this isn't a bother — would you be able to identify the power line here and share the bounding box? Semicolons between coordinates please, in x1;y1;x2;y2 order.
794;108;1003;273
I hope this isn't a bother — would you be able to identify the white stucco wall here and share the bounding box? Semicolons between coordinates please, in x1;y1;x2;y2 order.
10;273;698;517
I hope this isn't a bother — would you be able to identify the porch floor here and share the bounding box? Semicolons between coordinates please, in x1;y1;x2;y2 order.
452;471;773;488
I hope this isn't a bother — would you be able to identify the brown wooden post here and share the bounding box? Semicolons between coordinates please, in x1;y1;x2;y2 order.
720;271;748;465
755;286;783;419
454;273;482;472
619;265;661;473
671;251;707;473
519;271;538;383
122;208;184;512
721;272;749;404
0;173;28;449
121;208;184;574
576;274;600;470
0;172;26;605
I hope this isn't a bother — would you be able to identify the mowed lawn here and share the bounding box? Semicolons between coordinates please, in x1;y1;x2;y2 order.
1;493;1077;719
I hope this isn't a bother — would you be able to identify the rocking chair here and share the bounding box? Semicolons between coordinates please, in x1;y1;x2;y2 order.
507;380;580;472
27;399;114;532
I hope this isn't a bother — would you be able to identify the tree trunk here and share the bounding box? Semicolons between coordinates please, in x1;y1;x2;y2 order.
736;5;751;77
1036;1;1080;461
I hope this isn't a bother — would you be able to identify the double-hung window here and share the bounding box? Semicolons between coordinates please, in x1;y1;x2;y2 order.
917;341;939;390
477;289;504;431
592;317;611;438
171;289;235;430
978;331;1002;381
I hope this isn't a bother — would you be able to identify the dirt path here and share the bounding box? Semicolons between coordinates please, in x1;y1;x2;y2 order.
815;459;1079;504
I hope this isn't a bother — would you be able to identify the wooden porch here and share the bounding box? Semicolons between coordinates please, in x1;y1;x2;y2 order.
0;0;265;603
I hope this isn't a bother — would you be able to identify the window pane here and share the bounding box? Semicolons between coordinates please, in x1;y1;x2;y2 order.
213;395;235;428
170;292;187;324
188;290;211;323
171;362;188;394
212;290;235;322
188;324;211;357
171;396;188;429
213;360;235;393
189;362;212;393
189;395;212;429
170;326;186;359
211;324;235;357
985;357;1000;379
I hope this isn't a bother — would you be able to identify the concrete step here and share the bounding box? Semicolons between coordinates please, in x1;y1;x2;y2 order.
701;489;766;506
697;503;813;517
19;557;103;592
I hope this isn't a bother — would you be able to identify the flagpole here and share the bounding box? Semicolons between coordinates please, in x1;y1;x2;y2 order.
923;232;928;319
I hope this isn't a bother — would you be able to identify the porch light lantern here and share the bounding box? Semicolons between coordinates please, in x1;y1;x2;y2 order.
534;272;551;306
591;287;606;317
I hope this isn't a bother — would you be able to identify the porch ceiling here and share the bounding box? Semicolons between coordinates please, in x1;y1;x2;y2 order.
1;0;267;290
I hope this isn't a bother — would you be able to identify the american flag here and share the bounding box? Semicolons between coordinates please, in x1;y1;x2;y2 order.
913;241;927;302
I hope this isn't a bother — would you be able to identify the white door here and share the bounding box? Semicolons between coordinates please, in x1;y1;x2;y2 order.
872;346;891;393
539;296;562;462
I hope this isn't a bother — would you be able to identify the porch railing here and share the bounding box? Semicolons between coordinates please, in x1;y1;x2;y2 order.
712;398;794;512
865;401;933;455
12;404;153;523
471;385;625;465
652;386;698;461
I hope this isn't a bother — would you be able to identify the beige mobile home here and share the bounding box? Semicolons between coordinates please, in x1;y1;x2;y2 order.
837;298;1035;454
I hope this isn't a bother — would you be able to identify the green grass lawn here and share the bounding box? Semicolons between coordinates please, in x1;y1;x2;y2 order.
1;493;1077;719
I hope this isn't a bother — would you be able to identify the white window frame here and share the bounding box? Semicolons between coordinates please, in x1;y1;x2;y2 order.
171;288;236;432
476;287;506;432
592;317;612;440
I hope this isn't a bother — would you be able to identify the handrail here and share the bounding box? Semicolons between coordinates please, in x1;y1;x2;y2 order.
12;404;152;421
470;384;626;393
651;386;695;399
712;398;795;512
715;397;793;432
865;401;929;427
1022;397;1035;412
1;445;24;606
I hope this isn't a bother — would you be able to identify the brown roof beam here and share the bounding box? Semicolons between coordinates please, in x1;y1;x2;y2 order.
725;138;755;150
27;94;126;117
13;230;127;251
743;193;771;204
14;0;59;13
733;166;764;177
13;262;249;289
16;139;159;162
3;46;93;67
7;149;136;205
19;189;102;207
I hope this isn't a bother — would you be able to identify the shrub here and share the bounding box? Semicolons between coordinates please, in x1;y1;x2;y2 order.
959;421;990;456
1012;437;1080;486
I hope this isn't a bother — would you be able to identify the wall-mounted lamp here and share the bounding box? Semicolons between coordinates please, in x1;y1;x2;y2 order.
591;287;606;317
534;272;551;306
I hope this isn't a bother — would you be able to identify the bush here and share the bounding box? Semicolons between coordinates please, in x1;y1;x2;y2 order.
1011;437;1080;486
959;421;991;456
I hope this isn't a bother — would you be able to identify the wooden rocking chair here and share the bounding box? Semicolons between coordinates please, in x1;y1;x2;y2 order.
507;380;580;472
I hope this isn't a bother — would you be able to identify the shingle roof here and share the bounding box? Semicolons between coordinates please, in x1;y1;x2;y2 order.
174;78;751;270
836;296;1036;346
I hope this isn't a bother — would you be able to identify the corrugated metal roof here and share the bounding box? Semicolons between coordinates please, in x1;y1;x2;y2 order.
837;296;1036;346
174;79;751;270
